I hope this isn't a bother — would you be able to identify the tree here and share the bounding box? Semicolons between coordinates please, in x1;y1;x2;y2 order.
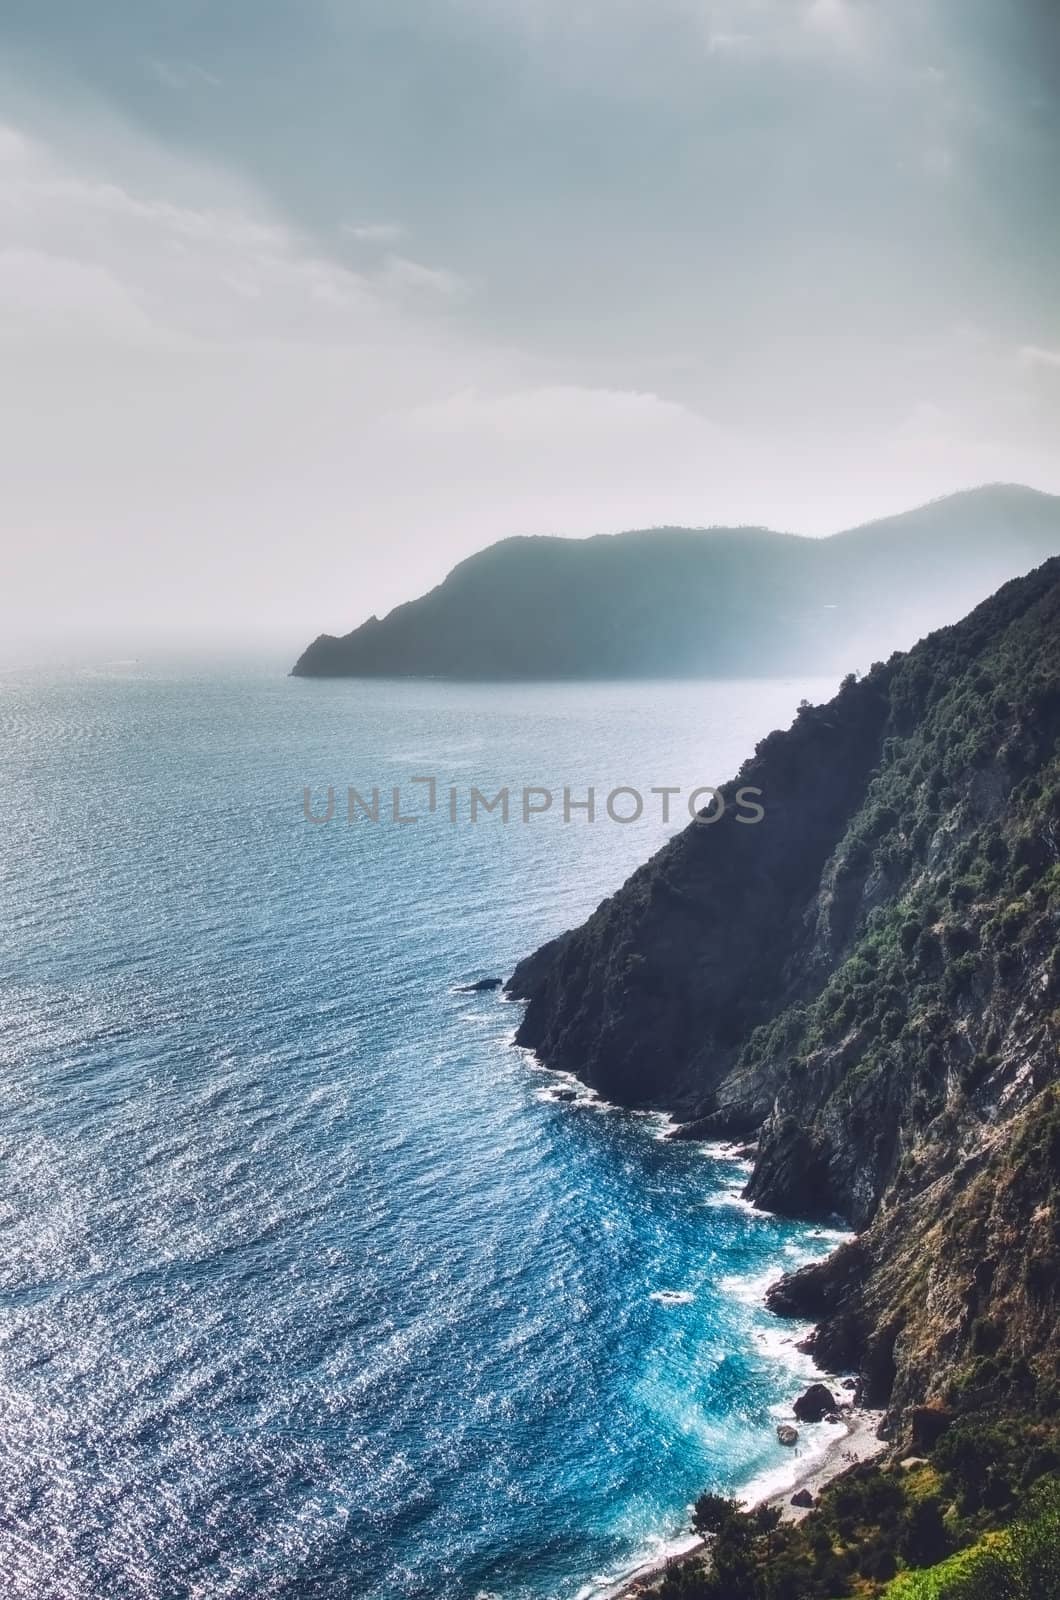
692;1494;746;1539
900;1496;951;1567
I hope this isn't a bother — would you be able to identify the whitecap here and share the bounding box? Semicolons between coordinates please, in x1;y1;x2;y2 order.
574;1530;703;1600
717;1266;785;1305
699;1139;755;1165
736;1426;834;1510
703;1188;761;1214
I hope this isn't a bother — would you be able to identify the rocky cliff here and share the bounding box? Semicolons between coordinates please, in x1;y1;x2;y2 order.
508;558;1060;1432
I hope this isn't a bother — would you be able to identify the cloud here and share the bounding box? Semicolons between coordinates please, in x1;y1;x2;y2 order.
923;146;954;179
0;244;171;344
891;399;958;447
343;221;405;244
0;115;757;641
405;384;719;444
704;30;756;57
692;0;875;62
0;123;469;350
145;58;222;92
802;0;861;44
0;123;29;161
0;2;1057;649
380;254;471;299
1019;344;1060;371
0;151;342;350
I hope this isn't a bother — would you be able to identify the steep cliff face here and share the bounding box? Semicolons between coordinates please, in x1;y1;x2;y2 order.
508;558;1060;1425
509;671;893;1111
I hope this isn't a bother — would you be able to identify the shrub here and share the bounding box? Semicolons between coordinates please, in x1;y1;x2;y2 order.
900;1497;951;1566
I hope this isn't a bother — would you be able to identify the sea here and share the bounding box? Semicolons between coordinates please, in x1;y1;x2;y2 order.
0;658;849;1600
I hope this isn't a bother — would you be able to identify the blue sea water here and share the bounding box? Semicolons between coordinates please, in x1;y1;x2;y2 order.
0;660;846;1600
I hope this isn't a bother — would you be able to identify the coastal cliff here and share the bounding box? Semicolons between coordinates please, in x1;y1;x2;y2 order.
508;558;1060;1437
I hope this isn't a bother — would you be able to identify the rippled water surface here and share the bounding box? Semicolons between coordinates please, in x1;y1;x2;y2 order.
0;660;843;1599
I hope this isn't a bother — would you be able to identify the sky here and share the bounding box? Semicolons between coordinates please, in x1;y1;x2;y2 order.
2;0;1059;651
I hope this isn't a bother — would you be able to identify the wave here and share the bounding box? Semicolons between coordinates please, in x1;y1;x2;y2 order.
574;1531;703;1600
717;1265;786;1305
736;1414;846;1509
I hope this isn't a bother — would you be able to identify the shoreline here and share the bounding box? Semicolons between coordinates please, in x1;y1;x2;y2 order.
521;1050;884;1600
596;1407;887;1600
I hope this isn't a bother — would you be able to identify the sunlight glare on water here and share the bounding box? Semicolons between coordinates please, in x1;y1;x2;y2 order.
0;661;842;1599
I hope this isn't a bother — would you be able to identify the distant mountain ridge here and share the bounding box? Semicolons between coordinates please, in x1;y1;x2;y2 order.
291;484;1060;680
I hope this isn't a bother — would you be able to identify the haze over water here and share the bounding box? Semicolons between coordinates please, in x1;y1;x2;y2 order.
1;662;847;1599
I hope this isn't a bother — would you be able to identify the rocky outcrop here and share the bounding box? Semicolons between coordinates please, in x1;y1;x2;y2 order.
793;1384;838;1423
764;1241;868;1320
508;558;1060;1433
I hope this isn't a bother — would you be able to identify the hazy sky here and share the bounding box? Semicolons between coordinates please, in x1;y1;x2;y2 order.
2;0;1059;649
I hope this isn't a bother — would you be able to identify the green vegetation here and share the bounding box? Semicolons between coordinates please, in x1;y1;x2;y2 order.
654;1417;1060;1600
739;615;1060;1108
740;557;1060;1240
511;559;1060;1597
624;566;1060;1598
882;1477;1060;1599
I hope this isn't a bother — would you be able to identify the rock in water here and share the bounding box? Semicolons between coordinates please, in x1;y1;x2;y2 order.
458;978;503;992
793;1384;838;1423
776;1424;799;1447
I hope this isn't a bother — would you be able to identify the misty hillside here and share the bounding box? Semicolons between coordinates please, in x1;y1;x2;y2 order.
291;485;1060;680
